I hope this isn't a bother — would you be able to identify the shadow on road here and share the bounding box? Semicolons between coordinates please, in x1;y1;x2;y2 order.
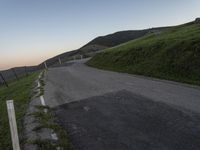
53;90;200;150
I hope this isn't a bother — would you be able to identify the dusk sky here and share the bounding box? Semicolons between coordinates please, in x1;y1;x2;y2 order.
0;0;199;70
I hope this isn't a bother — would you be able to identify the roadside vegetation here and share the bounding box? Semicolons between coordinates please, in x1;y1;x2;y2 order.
87;21;200;85
0;72;39;150
28;71;73;150
30;105;73;150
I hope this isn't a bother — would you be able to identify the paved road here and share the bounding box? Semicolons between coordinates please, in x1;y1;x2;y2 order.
45;59;200;113
44;59;200;150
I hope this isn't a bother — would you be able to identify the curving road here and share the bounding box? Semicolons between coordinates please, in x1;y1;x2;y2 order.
44;59;200;150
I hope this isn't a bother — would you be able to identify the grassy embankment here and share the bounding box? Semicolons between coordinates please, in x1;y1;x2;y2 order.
87;22;200;85
0;72;39;150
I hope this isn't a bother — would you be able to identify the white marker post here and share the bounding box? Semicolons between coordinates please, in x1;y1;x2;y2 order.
58;58;62;65
44;62;48;69
6;100;20;150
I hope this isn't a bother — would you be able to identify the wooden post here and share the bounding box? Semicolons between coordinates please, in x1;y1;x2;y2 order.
6;100;20;150
24;66;28;76
12;69;19;80
0;73;8;87
0;79;2;86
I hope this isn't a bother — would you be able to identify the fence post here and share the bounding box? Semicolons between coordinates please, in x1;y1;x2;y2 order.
0;73;8;87
12;69;19;81
24;66;28;76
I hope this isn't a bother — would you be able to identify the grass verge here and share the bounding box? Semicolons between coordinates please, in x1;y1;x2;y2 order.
0;71;40;150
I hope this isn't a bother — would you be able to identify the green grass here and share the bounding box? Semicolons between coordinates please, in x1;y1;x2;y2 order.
87;21;200;85
30;72;73;150
31;105;73;150
0;72;40;150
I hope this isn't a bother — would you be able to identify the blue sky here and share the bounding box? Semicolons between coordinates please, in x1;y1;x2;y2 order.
0;0;199;70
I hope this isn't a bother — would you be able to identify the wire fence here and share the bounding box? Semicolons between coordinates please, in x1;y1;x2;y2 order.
0;56;71;87
0;55;72;87
0;66;41;87
0;52;96;87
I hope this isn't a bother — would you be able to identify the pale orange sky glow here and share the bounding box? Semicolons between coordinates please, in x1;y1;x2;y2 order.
1;0;199;71
0;47;75;70
0;36;87;70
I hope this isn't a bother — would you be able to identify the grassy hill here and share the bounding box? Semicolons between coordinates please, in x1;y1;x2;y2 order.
87;21;200;85
83;29;167;47
41;28;167;67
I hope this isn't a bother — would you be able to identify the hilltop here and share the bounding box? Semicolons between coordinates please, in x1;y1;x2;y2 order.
87;20;200;85
41;28;167;67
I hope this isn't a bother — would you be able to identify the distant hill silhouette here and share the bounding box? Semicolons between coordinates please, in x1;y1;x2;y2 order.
83;30;155;47
42;27;168;67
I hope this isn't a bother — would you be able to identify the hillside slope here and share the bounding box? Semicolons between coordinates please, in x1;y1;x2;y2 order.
82;29;164;47
87;21;200;85
42;28;167;67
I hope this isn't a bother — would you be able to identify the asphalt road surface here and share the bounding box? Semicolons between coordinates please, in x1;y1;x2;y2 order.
44;59;200;150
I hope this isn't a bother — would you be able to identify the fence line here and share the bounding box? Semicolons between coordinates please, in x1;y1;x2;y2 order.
0;65;42;87
12;68;19;81
0;54;90;87
0;72;8;87
0;58;62;87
